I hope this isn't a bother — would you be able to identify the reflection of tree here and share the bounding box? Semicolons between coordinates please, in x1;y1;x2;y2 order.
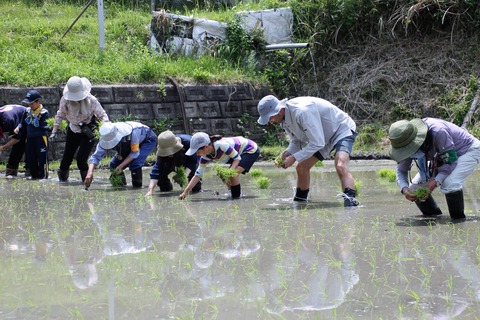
260;215;359;314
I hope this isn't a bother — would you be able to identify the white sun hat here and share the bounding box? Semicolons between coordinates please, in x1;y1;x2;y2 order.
98;122;133;149
63;76;92;101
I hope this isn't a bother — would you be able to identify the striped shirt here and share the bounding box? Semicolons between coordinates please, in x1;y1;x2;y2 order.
195;137;258;177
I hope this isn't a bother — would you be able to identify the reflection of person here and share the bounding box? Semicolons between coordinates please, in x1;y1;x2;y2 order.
85;121;157;188
178;132;260;200
145;130;201;196
262;220;358;314
0;104;27;176
50;76;110;182
257;95;359;206
15;90;50;180
388;118;480;220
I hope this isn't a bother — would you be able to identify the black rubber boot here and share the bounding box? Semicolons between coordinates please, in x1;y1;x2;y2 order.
231;184;241;199
415;196;443;216
343;188;359;207
131;168;143;188
57;169;69;182
445;190;466;220
294;188;309;202
192;179;202;193
157;178;173;192
80;170;88;182
5;168;18;176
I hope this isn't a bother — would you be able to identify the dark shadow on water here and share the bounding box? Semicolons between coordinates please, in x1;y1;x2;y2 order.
260;201;340;211
189;195;258;202
396;215;478;227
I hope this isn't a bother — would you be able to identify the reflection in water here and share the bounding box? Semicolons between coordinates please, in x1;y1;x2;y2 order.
1;162;480;319
262;210;359;314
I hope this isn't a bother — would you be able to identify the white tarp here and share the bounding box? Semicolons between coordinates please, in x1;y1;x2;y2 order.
235;7;293;44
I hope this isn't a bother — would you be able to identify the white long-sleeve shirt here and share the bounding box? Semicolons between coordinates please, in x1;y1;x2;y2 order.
281;97;356;162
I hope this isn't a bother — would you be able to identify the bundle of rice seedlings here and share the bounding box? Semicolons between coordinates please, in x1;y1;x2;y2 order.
109;169;126;187
213;164;238;183
413;187;430;202
249;169;263;177
172;167;188;187
46;118;68;133
274;155;285;168
256;177;270;189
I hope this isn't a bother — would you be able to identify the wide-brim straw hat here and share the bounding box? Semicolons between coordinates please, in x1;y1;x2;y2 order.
156;130;183;157
63;76;92;101
388;118;428;162
99;122;132;149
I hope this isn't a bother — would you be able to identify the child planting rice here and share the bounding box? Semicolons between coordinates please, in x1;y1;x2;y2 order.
178;132;260;200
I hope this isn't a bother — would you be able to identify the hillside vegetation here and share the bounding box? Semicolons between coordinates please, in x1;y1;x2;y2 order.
2;0;480;140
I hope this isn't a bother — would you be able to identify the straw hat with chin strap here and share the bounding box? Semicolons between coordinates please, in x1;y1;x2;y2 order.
388;118;428;162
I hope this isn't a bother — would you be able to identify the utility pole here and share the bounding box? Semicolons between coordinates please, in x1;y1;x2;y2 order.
97;0;105;51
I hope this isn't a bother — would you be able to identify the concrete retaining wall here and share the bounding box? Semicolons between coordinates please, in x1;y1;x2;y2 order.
0;84;271;161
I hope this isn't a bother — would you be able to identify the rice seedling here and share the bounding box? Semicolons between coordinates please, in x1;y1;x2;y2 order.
172;167;188;187
213;164;238;183
274;155;285;168
413;187;430;202
46;118;68;133
109;170;126;187
377;168;396;182
249;168;263;177
256;177;270;189
94;121;104;140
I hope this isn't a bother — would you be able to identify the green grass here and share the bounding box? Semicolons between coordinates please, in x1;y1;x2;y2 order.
0;0;267;87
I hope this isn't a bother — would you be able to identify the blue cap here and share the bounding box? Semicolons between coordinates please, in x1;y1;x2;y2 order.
22;90;42;104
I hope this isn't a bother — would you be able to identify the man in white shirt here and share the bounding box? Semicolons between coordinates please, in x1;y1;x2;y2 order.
257;95;359;206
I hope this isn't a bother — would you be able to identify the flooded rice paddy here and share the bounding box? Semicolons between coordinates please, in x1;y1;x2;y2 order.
1;160;480;320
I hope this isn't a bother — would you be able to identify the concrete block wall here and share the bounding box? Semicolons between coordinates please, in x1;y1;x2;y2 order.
0;84;271;161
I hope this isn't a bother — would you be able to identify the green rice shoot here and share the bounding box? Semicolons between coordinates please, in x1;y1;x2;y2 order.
109;170;126;187
94;121;104;140
172;167;188;187
274;155;285;167
378;168;396;182
249;169;263;178
46;118;68;133
213;164;238;183
413;187;430;202
256;177;270;189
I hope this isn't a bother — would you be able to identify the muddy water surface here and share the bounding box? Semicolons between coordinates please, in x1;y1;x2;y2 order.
1;160;480;319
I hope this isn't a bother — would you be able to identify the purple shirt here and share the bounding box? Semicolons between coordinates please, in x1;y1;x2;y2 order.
396;118;475;189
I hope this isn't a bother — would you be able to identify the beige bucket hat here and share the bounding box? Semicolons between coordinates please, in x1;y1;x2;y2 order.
156;130;183;157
